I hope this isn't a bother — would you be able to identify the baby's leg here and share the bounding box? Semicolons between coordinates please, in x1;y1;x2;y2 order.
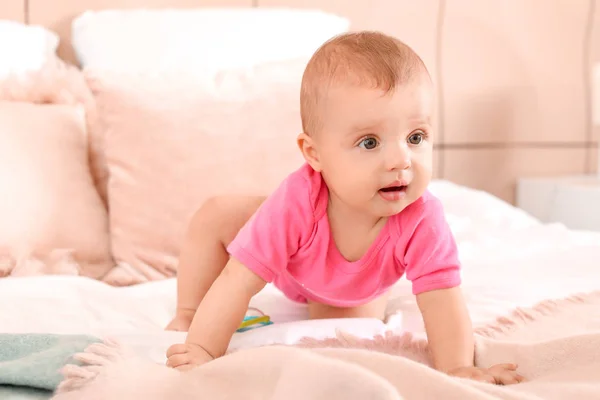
165;195;266;331
308;292;390;321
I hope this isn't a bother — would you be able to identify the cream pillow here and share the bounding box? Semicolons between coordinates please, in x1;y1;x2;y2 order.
87;60;307;284
0;20;59;79
72;8;349;73
0;101;113;279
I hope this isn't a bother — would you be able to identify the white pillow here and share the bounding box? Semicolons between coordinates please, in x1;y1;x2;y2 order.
71;8;349;73
0;20;59;79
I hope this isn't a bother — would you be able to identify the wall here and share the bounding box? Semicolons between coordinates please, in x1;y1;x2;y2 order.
2;0;598;203
0;0;25;22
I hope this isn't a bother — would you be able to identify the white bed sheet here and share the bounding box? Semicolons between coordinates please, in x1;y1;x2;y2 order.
1;180;599;364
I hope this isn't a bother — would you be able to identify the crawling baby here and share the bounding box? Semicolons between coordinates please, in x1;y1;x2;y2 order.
165;30;523;385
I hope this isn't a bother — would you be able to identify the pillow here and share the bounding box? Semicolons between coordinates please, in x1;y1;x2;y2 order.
71;8;350;72
0;101;113;279
0;20;59;79
0;57;108;206
86;59;308;285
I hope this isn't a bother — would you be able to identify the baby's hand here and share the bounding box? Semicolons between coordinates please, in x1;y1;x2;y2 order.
448;363;525;385
166;343;215;371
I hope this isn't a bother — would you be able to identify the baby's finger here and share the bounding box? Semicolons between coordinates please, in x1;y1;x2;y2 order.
475;373;496;385
515;373;527;383
497;374;519;385
166;344;190;358
490;363;518;371
166;353;191;368
496;371;526;386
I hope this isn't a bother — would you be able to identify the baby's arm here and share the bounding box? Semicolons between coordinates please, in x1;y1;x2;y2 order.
166;167;314;369
167;257;266;369
416;286;473;372
417;287;524;384
401;195;523;384
401;198;471;372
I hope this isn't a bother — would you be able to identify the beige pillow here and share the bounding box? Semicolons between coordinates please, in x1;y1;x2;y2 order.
0;101;113;279
87;61;307;284
0;59;108;206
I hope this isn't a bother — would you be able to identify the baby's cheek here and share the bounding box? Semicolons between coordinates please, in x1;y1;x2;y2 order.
412;151;433;172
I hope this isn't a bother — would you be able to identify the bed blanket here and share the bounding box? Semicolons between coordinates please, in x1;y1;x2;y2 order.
51;291;600;400
0;334;99;400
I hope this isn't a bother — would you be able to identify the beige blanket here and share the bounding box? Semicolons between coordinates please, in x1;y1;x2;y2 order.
52;292;600;400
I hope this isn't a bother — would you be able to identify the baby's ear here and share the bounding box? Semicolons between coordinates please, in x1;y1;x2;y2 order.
296;132;323;172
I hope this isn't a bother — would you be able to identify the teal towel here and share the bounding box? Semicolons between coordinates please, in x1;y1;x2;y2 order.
0;334;101;398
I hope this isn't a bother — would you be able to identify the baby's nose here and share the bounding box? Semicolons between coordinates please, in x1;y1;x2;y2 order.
386;143;411;171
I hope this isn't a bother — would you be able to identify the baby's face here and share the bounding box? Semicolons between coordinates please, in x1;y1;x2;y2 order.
314;75;434;218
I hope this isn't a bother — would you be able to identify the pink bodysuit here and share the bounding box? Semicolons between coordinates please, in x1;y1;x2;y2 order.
227;163;461;307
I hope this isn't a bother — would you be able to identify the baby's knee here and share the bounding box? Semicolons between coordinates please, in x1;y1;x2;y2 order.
187;196;229;236
186;195;265;243
190;196;226;230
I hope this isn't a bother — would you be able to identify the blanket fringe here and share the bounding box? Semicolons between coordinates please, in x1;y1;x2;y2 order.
0;248;82;278
55;338;124;394
295;329;431;366
473;290;600;338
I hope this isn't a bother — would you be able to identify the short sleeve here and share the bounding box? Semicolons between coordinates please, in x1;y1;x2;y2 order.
397;195;461;295
226;168;315;283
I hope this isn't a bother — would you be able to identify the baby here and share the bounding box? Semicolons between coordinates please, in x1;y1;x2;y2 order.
165;31;523;385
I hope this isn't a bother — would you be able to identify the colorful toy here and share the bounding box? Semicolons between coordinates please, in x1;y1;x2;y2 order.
236;308;273;332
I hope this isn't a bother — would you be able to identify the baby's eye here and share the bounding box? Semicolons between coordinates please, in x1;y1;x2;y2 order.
408;132;424;145
358;137;379;150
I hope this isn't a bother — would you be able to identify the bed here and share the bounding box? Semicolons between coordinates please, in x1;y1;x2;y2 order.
1;180;600;399
1;3;600;400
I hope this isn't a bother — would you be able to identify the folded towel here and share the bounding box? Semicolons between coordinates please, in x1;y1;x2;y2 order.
0;334;100;399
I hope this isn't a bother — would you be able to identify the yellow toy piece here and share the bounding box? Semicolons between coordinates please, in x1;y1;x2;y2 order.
236;308;273;332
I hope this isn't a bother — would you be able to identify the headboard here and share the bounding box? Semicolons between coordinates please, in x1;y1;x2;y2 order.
3;0;599;204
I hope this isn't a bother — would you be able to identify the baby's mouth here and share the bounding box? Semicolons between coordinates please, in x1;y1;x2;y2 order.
379;185;407;193
378;184;408;201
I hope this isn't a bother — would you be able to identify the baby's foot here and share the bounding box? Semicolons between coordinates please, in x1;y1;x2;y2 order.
165;309;195;332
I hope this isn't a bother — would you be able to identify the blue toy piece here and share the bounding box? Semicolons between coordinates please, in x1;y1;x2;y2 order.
236;309;273;332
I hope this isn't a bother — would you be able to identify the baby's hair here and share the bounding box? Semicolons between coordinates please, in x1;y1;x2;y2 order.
300;31;429;135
